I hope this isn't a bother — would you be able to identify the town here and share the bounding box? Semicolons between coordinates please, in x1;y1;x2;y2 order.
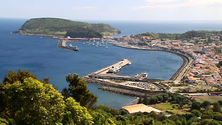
104;30;222;94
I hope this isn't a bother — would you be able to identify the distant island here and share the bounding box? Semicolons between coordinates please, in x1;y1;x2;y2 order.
13;18;121;38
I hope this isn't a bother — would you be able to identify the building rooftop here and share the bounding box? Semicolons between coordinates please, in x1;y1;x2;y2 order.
122;104;163;114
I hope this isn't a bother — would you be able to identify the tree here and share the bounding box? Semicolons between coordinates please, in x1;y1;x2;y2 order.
191;109;202;117
138;96;143;104
157;95;163;102
218;100;222;106
214;112;222;121
143;93;149;105
4;78;65;125
0;82;5;112
201;101;211;110
65;73;97;107
213;102;221;112
202;110;214;119
62;97;93;125
61;87;69;100
163;94;169;102
3;68;37;85
191;101;201;110
150;97;158;104
3;68;49;85
1;68;50;114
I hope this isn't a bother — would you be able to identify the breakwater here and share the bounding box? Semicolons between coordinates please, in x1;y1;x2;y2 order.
56;38;79;51
82;76;166;97
99;87;162;97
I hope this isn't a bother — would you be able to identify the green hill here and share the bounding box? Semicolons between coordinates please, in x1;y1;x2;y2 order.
133;30;222;40
13;18;121;38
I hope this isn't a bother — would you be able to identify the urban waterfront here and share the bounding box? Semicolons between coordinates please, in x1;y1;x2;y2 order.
1;18;222;108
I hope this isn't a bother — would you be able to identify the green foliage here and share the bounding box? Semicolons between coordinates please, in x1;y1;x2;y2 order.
0;116;15;125
143;93;150;105
201;101;211;110
213;112;222;121
3;68;37;85
3;68;50;85
202;110;214;119
94;105;121;116
218;100;222;106
65;73;97;108
140;93;189;106
63;97;93;125
66;27;103;38
90;111;116;125
14;18;120;36
0;82;5;113
4;78;65;125
216;61;222;68
133;30;221;40
192;101;201;110
191;109;202;117
213;102;221;112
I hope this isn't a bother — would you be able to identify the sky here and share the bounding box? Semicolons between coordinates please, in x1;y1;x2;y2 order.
1;0;222;21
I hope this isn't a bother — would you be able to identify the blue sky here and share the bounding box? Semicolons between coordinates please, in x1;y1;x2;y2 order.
1;0;222;20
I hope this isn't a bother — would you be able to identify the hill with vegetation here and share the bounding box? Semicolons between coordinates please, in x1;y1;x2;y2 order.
133;30;222;41
13;18;121;38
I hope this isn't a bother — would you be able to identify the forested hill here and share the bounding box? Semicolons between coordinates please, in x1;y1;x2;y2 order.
13;18;121;38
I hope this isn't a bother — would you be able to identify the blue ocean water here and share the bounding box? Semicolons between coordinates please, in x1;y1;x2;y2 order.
1;18;222;108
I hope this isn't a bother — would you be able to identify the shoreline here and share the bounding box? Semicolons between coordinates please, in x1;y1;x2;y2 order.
112;44;194;82
13;33;193;96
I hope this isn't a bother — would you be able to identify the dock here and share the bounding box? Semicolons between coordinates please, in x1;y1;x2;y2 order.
82;59;167;96
90;59;131;75
84;59;148;81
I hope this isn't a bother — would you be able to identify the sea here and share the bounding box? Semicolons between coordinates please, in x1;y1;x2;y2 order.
1;18;222;108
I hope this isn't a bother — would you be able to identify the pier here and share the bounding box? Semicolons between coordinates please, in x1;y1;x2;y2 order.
90;59;131;75
84;59;148;81
82;59;166;96
57;39;79;51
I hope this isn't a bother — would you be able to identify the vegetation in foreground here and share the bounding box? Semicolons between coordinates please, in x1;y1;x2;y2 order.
13;18;121;37
1;69;222;125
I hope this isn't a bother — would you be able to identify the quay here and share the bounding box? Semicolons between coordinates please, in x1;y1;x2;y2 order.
84;59;148;81
89;59;132;75
82;59;166;97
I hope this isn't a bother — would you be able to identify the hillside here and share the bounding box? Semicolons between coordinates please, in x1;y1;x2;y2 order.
13;18;121;37
133;30;222;40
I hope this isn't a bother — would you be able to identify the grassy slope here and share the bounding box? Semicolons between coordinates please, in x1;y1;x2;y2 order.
14;18;120;36
195;96;222;103
151;103;190;115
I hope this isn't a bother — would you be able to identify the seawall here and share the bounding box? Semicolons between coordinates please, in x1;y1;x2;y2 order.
82;77;166;97
99;86;162;97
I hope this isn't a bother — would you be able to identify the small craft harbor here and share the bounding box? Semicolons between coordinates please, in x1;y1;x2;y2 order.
54;36;194;97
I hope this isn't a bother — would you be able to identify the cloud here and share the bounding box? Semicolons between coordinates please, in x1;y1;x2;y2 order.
184;0;222;7
144;0;178;3
134;0;222;9
72;6;98;10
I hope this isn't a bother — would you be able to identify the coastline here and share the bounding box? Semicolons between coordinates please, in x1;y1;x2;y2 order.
111;43;194;82
13;32;193;96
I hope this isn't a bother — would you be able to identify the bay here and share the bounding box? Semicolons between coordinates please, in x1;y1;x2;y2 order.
1;18;222;108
